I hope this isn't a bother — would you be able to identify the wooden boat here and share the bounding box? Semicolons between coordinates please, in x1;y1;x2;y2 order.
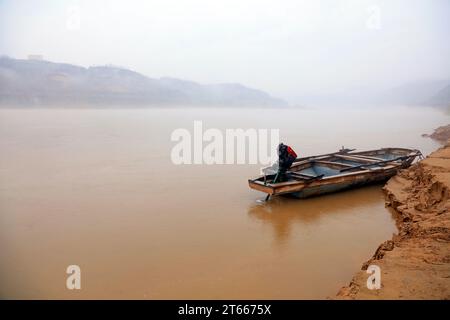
248;147;422;199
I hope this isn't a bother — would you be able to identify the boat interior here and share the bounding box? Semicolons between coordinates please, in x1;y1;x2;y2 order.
257;148;420;184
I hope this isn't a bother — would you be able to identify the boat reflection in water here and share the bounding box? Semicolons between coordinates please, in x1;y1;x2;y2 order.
247;184;396;247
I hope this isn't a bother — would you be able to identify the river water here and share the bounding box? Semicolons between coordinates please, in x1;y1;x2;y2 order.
0;106;446;299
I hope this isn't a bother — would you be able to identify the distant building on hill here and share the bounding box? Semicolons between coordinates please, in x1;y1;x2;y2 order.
28;54;43;61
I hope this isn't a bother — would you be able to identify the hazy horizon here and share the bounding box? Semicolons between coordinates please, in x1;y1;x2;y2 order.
1;0;450;105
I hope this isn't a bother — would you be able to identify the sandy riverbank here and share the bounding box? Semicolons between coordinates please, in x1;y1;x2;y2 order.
337;129;450;299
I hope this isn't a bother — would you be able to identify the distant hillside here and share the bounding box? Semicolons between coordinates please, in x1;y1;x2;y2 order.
295;80;450;108
426;84;450;109
380;79;450;107
0;57;287;107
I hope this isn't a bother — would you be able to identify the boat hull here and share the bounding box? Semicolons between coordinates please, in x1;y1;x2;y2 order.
248;147;421;199
290;171;393;198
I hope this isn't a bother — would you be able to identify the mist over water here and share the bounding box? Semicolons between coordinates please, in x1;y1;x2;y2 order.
0;106;446;298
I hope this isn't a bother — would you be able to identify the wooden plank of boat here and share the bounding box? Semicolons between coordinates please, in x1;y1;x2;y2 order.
291;157;327;167
292;158;357;170
333;154;381;163
352;148;421;159
289;172;316;179
292;148;355;163
289;172;324;181
265;174;323;188
248;180;275;194
339;156;408;172
347;154;385;161
359;164;394;171
313;160;354;169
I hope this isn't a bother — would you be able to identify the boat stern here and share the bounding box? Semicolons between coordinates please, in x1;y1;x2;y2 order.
248;179;274;195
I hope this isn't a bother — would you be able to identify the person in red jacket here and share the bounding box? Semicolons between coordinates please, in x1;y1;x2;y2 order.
277;143;298;181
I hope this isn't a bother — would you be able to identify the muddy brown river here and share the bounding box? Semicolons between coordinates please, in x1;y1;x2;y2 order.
0;107;446;299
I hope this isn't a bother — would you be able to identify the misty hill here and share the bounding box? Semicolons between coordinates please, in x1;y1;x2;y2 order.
380;79;450;107
296;80;450;108
0;57;287;107
426;84;450;108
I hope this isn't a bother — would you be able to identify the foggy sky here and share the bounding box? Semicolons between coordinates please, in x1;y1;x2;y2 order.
1;0;449;103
